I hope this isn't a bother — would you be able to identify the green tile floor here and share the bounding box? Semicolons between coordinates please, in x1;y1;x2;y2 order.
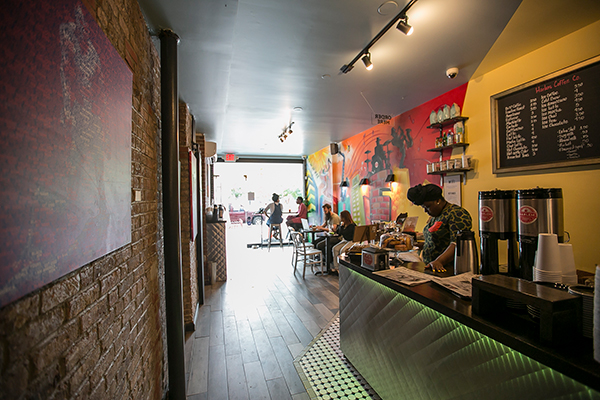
294;317;381;400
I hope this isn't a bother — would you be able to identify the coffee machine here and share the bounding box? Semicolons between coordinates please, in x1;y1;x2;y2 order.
479;190;519;276
517;188;564;281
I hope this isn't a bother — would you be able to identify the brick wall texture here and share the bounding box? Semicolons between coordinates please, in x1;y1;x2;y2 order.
178;102;199;326
0;0;168;398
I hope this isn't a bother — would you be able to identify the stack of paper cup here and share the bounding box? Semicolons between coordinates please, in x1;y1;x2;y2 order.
533;233;562;283
559;243;578;285
594;265;599;363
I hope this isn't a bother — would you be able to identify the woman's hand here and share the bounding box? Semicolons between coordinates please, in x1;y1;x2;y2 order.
427;260;446;273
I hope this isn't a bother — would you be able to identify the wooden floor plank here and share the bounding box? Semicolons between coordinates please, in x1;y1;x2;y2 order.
266;377;293;400
256;305;282;339
287;343;305;359
223;314;241;356
252;329;283;381
207;344;228;400
283;312;314;347
312;303;335;322
246;306;265;332
269;336;306;395
244;360;271;400
195;304;212;338
300;317;322;338
236;318;259;364
210;310;225;347
226;353;250;400
187;336;209;396
267;308;300;345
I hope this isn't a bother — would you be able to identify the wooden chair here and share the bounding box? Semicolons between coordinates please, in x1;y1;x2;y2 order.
291;232;323;278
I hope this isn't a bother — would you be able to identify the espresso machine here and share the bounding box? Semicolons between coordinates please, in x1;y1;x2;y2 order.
517;188;564;281
479;190;519;276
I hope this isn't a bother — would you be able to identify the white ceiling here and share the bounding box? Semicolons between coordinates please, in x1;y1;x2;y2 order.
138;0;600;158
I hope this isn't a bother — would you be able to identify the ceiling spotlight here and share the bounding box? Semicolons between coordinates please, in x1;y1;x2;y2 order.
359;178;370;186
396;17;413;35
362;52;373;70
385;173;396;182
340;180;349;188
339;0;418;74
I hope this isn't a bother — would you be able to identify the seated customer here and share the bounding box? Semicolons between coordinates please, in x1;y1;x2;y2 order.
264;193;284;239
330;210;357;272
313;204;341;269
286;196;308;231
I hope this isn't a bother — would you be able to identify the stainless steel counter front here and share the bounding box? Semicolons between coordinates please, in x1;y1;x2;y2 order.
338;257;600;399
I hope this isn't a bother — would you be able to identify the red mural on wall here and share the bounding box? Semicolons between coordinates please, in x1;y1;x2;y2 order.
334;84;468;224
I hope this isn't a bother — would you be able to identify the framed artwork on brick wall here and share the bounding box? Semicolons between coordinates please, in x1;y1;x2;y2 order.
0;0;133;307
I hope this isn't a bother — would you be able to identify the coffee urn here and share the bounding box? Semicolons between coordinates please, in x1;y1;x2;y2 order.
517;188;564;281
479;190;519;276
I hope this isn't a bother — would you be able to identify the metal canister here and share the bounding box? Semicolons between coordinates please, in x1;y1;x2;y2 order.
479;190;516;234
516;188;564;241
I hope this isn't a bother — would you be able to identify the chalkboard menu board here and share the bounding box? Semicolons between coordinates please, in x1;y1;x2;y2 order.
491;56;600;173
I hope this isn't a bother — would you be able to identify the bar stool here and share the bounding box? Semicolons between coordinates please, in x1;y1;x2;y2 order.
267;223;283;251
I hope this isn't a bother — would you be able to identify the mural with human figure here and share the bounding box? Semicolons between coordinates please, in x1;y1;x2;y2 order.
308;84;468;227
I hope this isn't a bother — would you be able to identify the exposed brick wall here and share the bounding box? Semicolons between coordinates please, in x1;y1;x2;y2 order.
178;101;199;326
0;0;166;398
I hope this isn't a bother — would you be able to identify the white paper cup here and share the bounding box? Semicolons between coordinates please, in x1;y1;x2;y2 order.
559;243;576;275
535;233;561;272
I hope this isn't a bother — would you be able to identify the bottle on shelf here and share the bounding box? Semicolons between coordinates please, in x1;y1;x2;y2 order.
447;130;454;146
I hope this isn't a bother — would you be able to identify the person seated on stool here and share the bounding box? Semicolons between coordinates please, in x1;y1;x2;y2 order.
264;193;284;239
331;211;357;273
286;196;308;231
312;204;341;270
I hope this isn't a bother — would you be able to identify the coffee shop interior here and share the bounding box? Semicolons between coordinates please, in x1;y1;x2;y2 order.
2;0;600;399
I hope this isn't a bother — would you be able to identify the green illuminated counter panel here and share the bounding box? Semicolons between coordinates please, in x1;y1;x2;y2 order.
338;258;600;399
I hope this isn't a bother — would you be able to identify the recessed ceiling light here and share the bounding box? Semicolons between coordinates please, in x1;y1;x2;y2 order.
293;107;303;112
377;1;398;15
321;74;331;80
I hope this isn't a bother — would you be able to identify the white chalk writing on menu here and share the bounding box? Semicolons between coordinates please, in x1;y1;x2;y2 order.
499;69;595;164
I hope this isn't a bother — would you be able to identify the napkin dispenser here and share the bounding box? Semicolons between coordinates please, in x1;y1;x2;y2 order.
361;247;389;271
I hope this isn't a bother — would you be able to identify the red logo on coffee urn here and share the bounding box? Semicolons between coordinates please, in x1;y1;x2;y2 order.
519;205;538;224
480;206;494;223
364;253;373;266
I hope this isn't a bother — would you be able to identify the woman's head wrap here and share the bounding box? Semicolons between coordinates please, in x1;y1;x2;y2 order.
407;184;443;205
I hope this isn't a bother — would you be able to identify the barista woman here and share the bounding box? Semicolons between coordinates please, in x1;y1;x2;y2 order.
407;183;472;273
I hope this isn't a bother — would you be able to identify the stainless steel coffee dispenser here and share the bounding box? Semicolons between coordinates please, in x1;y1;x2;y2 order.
479;190;518;276
517;188;564;281
455;230;479;275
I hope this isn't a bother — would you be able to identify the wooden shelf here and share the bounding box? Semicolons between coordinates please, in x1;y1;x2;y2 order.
427;168;473;175
427;143;470;152
427;116;469;130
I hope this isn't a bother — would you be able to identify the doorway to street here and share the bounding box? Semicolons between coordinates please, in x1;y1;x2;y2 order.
214;161;305;247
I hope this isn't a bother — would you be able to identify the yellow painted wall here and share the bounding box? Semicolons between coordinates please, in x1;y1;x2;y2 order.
462;20;600;273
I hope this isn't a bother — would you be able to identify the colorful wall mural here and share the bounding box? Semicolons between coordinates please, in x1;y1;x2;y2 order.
306;149;333;225
307;84;468;226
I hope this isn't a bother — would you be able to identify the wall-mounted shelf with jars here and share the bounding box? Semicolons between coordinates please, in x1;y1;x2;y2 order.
426;115;473;182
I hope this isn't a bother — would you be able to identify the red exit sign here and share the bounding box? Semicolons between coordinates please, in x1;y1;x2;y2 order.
225;153;236;162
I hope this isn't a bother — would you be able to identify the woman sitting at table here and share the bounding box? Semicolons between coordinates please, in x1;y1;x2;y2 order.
407;183;472;273
330;210;357;273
